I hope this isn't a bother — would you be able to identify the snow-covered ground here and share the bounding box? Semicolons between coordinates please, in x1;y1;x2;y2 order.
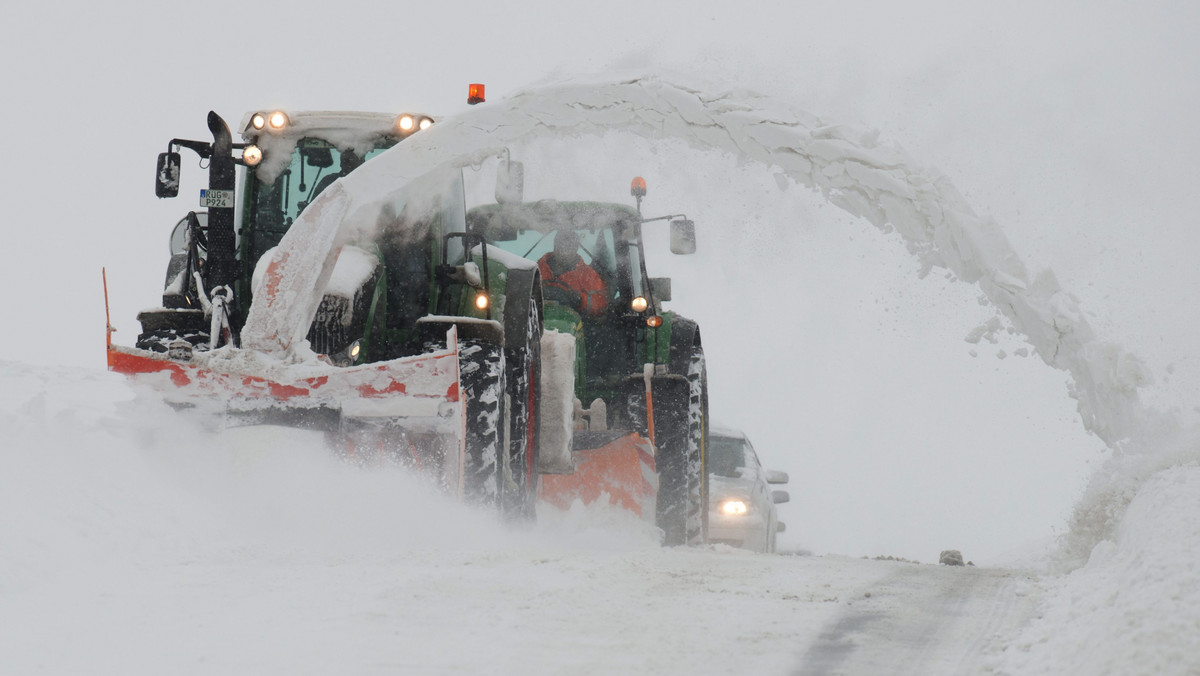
0;362;976;674
1;360;1195;674
3;1;1200;673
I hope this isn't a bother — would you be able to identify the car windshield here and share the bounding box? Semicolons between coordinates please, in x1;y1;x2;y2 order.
709;436;749;478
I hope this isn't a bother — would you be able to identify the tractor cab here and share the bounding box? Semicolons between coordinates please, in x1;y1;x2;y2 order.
466;173;710;545
142;109;457;359
466;179;697;413
233;110;439;331
118;105;554;519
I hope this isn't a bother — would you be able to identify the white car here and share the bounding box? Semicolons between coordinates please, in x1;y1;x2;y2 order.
707;428;790;553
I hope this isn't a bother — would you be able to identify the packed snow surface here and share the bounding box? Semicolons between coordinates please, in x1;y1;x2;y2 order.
4;354;1197;673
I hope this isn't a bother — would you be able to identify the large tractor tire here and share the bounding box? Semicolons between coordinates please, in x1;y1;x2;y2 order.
682;347;709;545
459;339;507;508
616;344;708;546
648;376;690;546
647;344;708;546
501;271;544;522
633;314;709;547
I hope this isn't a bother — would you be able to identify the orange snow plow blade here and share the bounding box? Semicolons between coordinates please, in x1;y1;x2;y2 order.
540;430;658;519
107;328;468;491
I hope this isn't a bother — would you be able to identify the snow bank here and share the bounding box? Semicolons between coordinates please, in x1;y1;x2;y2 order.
996;463;1200;675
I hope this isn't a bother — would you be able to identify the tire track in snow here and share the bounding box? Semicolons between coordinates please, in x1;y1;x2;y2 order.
794;564;1037;675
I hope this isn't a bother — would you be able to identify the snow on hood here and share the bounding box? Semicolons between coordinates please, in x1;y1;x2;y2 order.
242;73;1148;450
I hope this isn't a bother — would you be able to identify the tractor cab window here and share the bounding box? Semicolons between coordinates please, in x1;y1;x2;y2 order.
245;139;393;241
535;229;615;275
491;227;614;276
487;226;618;310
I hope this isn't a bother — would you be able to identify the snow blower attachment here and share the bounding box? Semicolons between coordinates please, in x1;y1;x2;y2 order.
108;109;560;518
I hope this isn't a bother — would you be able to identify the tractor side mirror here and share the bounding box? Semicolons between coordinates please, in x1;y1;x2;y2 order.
156;152;181;198
765;469;789;485
650;277;672;303
669;219;696;255
495;159;524;204
772;490;790;505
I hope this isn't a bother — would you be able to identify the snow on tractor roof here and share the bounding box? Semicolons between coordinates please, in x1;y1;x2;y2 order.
239;110;435;185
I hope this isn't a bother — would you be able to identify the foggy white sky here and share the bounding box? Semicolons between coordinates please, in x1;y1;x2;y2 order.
1;1;1196;561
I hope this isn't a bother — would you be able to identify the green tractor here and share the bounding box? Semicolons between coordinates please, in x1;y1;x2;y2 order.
113;109;557;519
467;178;709;545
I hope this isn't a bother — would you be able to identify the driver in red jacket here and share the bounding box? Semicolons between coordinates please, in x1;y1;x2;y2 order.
537;230;608;317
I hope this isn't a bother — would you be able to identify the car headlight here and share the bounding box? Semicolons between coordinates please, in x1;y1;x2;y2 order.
718;499;749;516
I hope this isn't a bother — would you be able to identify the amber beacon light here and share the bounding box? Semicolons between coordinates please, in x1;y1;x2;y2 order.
468;84;486;105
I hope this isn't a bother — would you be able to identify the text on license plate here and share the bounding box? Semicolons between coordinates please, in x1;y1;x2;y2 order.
199;189;234;208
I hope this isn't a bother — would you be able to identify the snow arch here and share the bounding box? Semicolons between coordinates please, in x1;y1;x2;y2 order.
243;75;1148;446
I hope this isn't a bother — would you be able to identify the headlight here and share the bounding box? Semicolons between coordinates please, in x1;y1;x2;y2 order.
718;499;749;516
331;339;362;367
631;296;648;312
646;315;663;328
475;293;489;311
241;145;263;166
268;111;289;129
250;113;267;130
418;117;433;130
397;114;415;132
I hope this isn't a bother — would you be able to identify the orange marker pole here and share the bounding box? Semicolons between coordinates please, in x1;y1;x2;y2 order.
102;268;112;349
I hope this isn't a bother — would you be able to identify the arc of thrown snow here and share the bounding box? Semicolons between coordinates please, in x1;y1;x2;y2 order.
241;75;1148;445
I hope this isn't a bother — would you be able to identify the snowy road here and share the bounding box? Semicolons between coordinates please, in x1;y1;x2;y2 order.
798;565;1037;675
4;363;1199;674
1;537;1035;675
0;362;1042;674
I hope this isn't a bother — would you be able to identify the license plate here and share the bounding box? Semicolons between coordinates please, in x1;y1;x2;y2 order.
199;189;235;209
